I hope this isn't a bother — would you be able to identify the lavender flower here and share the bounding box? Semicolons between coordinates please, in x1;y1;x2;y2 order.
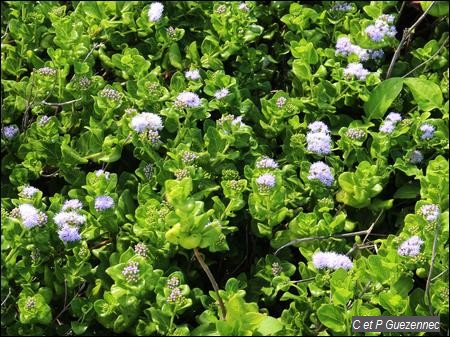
182;151;198;164
308;121;330;134
256;173;276;192
148;2;164;22
231;115;244;126
379;120;396;134
167;287;183;303
344;62;370;80
370;49;384;59
419;123;435;140
54;211;86;227
122;261;140;283
256;156;279;169
94;195;114;211
214;88;229;100
61;199;83;211
175;169;189;180
37;67;57;76
346;128;366;140
308;161;334;187
100;88;122;101
18;204;47;228
134;243;148;257
95;169;111;179
306;132;332;155
386;112;402;123
185;69;201;80
335;37;371;61
331;2;352;11
398;236;424;257
147;130;160;144
167;276;180;289
365;16;397;42
2;125;19;140
238;2;249;11
419;204;440;222
276;97;287;108
38;115;51;126
410;150;423;164
175;92;201;108
20;186;40;199
312;251;353;270
58;225;81;242
131;112;163;133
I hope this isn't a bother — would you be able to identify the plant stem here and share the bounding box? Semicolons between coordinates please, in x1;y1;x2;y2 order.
426;219;441;315
275;210;384;256
4;228;26;264
386;1;436;78
402;36;449;78
193;248;226;320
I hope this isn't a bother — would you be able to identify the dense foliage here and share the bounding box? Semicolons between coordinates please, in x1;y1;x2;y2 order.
1;1;449;336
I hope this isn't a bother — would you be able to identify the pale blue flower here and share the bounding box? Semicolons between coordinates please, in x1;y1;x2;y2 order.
308;161;334;186
148;2;164;22
398;236;424;257
312;251;353;270
95;195;114;211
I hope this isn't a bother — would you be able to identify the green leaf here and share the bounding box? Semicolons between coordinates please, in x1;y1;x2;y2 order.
403;77;443;111
317;304;346;333
393;182;420;199
292;60;311;81
169;43;183;69
364;78;403;120
420;1;449;16
257;316;283;335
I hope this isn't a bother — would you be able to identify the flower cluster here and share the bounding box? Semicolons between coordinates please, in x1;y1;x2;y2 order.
100;88;122;101
20;186;40;199
410;150;424;164
95;169;111;179
122;261;140;283
2;125;19;140
379;111;402;134
175;91;201;108
335;37;384;62
217;114;244;128
167;287;183;303
134;242;148;257
346;128;366;140
38;115;51;126
419;204;440;222
94;195;114;212
331;2;352;11
256;156;279;169
312;251;353;270
78;75;91;89
131;112;164;144
365;14;397;42
271;262;283;276
182;151;199;164
144;163;153;179
17;204;47;229
214;88;229;100
61;199;83;211
216;4;226;14
167;276;180;289
344;62;370;80
166;26;176;38
256;173;276;192
276;96;287;108
25;297;37;310
148;2;164;22
308;161;334;187
419;123;435;140
37;67;57;76
185;69;201;80
398;236;424;257
307;121;332;155
175;168;189;180
54;202;86;243
238;2;249;11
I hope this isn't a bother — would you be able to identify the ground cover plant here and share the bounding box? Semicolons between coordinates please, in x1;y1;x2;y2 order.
1;1;449;336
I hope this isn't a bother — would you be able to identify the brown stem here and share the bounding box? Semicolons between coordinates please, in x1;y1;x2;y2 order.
193;248;226;320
